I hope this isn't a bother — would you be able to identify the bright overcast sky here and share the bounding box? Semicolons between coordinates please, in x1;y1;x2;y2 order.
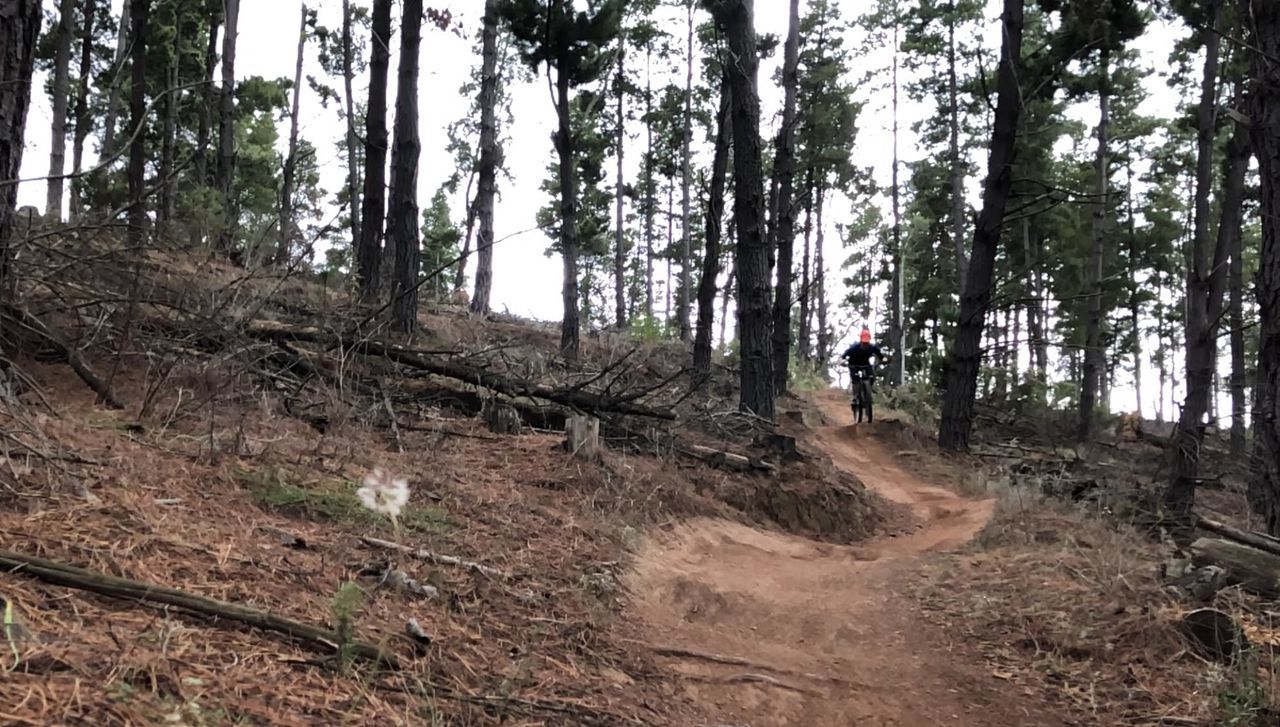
16;0;1192;415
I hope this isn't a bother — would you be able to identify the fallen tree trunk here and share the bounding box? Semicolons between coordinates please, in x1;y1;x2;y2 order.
1;304;125;409
243;320;676;420
0;548;398;666
678;442;777;475
1190;537;1280;599
1196;515;1280;558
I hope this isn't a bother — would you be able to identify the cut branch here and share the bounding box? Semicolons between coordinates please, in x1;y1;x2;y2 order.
360;536;508;579
0;548;399;667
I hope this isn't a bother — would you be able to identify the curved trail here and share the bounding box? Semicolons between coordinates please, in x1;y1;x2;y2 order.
626;390;1058;726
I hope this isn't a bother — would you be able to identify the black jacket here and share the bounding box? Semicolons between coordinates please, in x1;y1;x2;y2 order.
841;342;882;369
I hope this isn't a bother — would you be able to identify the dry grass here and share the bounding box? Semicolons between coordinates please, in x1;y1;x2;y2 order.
911;483;1280;726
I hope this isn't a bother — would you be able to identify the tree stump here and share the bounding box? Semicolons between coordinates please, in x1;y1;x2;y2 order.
482;396;522;435
565;415;601;462
1178;608;1245;663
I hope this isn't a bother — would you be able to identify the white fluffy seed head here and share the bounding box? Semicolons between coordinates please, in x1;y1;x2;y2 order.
357;468;411;518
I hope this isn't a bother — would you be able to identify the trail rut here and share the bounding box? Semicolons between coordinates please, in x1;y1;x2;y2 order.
626;390;1064;726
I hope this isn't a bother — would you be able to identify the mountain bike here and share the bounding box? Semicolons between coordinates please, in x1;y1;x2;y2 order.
850;365;874;424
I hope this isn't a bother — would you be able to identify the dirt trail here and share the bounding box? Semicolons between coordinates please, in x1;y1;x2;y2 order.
626;390;1060;726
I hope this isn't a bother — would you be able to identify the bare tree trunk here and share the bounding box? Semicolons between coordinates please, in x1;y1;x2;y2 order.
214;0;239;253
889;0;905;386
358;0;391;302
471;0;500;315
100;0;129;160
1230;148;1248;456
947;7;967;296
797;179;813;360
1126;154;1142;419
769;0;801;393
712;0;772;419
644;45;655;320
387;0;423;334
275;5;307;268
342;0;361;261
1168;5;1229;520
554;67;581;358
614;36;627;328
936;0;1024;451
719;251;735;351
46;0;76;222
1078;47;1111;441
694;73;731;375
69;0;96;223
157;17;180;233
1247;0;1280;535
815;183;829;369
0;0;42;291
678;0;694;341
126;0;149;249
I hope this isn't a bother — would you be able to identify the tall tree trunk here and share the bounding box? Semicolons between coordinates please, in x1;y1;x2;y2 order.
1078;47;1111;441
357;0;392;302
1126;154;1142;419
69;0;96;223
815;183;829;371
1168;6;1229;520
0;0;42;291
889;0;905;386
797;179;813;360
613;36;627;328
719;250;735;351
190;8;219;247
694;73;731;375
769;0;801;393
936;0;1024;451
46;0;76;222
1249;0;1280;534
214;0;239;253
100;0;129;160
342;0;361;262
157;16;180;232
387;0;423;334
678;0;694;341
126;0;149;248
947;7;967;296
471;0;500;315
276;5;307;268
194;9;219;187
644;45;655;320
1230;147;1249;456
713;0;772;419
554;67;581;358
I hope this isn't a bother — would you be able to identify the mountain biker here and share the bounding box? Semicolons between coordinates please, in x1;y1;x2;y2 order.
842;327;884;422
841;327;884;383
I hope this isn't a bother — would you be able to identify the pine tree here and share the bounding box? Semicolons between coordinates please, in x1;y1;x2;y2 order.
46;0;77;222
1244;0;1280;534
387;0;424;333
357;0;391;302
499;0;623;359
705;0;772;418
213;0;239;253
936;0;1023;451
0;0;42;290
768;0;800;392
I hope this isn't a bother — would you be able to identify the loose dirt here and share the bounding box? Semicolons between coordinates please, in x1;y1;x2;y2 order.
625;389;1067;726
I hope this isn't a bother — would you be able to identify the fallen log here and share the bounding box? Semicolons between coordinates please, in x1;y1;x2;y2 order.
0;548;398;667
359;536;508;579
1189;537;1280;599
243;320;676;420
677;442;777;475
1196;515;1280;559
0;304;125;409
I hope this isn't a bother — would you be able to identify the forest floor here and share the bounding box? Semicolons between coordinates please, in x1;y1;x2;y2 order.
0;234;1272;725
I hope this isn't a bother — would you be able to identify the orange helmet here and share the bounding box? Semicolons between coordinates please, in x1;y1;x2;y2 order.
859;327;871;344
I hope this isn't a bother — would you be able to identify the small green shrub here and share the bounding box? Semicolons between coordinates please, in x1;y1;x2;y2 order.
1216;648;1271;726
330;582;364;673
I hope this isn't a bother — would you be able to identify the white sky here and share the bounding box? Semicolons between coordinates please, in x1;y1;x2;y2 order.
17;0;1221;421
